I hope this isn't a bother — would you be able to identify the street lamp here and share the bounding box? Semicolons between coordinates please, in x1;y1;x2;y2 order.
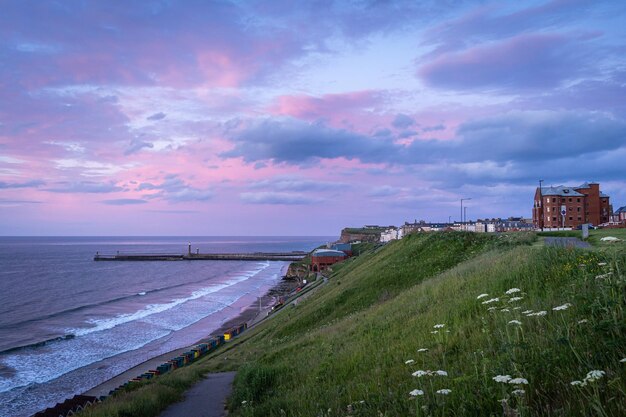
461;198;472;230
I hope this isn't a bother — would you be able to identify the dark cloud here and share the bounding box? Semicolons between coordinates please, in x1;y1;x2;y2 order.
422;0;597;56
125;139;154;155
139;174;213;202
422;124;445;132
137;182;158;191
102;198;148;205
398;130;419;139
0;180;45;189
240;192;322;205
392;113;415;129
45;181;122;193
222;111;626;189
249;176;348;191
147;112;167;121
367;186;402;197
0;198;42;204
222;118;395;164
373;128;392;137
452;111;626;163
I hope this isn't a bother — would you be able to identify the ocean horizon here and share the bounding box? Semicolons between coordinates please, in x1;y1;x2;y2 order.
0;236;333;417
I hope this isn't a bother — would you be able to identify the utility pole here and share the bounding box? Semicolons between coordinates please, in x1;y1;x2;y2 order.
537;180;543;232
463;206;467;230
461;198;471;231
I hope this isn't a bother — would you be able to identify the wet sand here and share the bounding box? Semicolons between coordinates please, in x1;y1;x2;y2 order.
85;276;301;397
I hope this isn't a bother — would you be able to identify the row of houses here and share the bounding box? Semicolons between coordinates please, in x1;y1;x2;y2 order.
380;218;534;242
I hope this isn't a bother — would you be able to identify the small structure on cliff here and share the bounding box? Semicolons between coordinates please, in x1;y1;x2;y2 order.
310;249;347;272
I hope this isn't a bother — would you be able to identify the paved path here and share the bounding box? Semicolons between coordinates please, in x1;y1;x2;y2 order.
544;237;591;248
159;372;236;417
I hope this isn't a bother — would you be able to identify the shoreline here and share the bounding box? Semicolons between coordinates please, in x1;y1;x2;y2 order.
84;268;301;397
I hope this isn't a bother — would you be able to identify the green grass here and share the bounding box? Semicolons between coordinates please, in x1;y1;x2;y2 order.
80;232;625;417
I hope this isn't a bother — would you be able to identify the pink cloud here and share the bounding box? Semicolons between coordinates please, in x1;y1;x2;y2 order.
418;32;590;90
270;91;382;120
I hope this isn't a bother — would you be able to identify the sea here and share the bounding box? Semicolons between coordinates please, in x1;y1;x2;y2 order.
0;236;330;417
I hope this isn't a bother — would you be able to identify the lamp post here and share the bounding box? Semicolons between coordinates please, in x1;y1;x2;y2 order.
448;215;451;224
461;198;471;231
537;180;543;232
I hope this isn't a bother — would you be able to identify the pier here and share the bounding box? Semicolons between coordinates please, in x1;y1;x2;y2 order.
94;252;307;262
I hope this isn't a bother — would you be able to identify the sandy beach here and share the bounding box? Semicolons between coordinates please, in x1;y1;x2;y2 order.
85;275;301;398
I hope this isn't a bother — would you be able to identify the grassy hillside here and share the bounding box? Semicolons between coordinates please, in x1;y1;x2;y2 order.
80;232;625;417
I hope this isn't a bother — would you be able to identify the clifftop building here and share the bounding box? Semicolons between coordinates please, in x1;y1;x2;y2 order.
532;182;611;229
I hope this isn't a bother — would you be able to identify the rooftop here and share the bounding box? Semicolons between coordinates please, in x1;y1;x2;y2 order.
541;186;585;197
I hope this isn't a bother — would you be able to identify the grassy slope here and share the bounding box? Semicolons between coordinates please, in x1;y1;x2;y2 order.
80;232;625;417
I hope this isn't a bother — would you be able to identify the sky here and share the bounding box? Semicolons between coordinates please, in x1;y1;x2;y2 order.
1;0;625;236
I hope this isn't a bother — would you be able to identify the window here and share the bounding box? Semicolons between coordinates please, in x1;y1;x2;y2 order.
552;217;556;221
569;207;572;211
577;207;580;212
569;216;573;221
547;207;550;212
552;198;556;202
569;198;572;202
578;216;582;220
577;198;581;202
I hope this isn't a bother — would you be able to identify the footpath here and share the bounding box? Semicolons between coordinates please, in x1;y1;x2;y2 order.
157;274;327;417
159;372;236;417
543;236;591;248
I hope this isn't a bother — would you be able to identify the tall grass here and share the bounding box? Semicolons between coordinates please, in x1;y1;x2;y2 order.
79;232;624;416
223;237;624;416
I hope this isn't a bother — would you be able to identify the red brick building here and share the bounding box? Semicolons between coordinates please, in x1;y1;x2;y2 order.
532;182;612;229
310;249;347;272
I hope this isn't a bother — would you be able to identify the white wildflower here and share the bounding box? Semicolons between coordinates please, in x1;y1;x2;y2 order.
412;370;430;377
598;262;607;266
435;370;448;376
595;273;611;279
513;306;521;310
493;375;512;383
482;298;499;304
500;308;510;312
405;359;415;365
477;293;489;299
508;320;522;326
487;307;497;311
505;288;521;295
620;358;626;363
433;324;445;329
570;380;586;387
417;348;428;353
409;389;424;396
508;297;523;303
528;311;547;317
511;389;525;396
522;310;533;315
553;303;573;311
436;389;452;395
509;378;529;385
242;400;247;404
430;330;439;334
584;370;605;382
578;319;588;324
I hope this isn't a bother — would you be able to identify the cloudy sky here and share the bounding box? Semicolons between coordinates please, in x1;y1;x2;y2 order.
1;0;625;236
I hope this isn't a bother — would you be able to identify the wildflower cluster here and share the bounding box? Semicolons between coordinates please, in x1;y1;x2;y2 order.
571;370;605;387
412;369;448;377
